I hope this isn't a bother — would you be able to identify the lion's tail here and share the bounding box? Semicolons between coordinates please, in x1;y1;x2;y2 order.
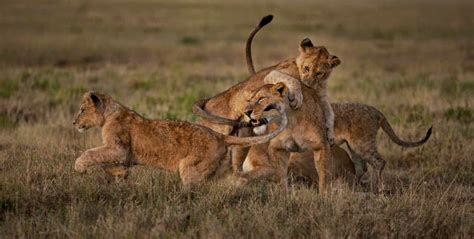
246;15;273;75
380;113;432;147
224;111;287;147
192;15;273;124
192;99;241;126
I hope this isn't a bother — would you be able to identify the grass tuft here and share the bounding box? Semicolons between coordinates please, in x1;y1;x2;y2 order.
444;107;472;124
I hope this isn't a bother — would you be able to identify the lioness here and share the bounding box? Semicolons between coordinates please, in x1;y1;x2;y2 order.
240;83;334;192
244;83;432;187
193;16;341;175
72;91;287;185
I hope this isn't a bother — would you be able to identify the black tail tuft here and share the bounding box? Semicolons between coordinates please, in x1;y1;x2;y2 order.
416;125;433;146
425;126;433;140
258;15;273;27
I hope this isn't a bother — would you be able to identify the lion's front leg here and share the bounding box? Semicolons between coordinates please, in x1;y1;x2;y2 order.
264;70;303;109
75;145;129;173
319;97;335;146
267;146;291;188
231;127;253;173
313;143;332;194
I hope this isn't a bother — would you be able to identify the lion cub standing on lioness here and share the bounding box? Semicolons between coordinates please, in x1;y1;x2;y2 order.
72;91;287;185
265;38;340;145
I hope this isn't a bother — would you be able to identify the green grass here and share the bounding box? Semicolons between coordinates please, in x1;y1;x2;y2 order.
0;79;19;98
444;107;472;124
180;36;201;45
0;0;473;237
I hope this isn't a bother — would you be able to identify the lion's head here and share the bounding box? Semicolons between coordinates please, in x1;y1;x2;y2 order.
296;38;341;88
73;91;107;132
245;82;288;125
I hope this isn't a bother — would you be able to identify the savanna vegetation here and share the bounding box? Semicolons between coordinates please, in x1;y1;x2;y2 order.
0;0;472;237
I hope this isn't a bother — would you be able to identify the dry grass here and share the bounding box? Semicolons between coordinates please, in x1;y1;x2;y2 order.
0;0;473;237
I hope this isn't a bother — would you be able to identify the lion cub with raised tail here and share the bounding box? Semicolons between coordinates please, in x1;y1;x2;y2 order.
72;91;287;185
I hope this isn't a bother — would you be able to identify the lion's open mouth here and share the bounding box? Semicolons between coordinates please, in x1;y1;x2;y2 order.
250;117;268;126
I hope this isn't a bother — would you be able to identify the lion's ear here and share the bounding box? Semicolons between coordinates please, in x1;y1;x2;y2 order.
329;55;341;68
271;82;288;97
299;38;314;53
89;92;103;108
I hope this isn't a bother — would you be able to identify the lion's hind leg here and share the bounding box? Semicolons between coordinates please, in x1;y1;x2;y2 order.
349;142;386;192
343;142;368;183
178;144;228;186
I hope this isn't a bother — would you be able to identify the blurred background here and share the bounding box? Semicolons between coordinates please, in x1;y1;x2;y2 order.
1;0;473;120
0;0;472;237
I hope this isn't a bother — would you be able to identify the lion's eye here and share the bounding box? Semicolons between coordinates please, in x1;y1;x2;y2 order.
264;105;274;111
303;66;310;73
257;97;264;104
316;72;325;78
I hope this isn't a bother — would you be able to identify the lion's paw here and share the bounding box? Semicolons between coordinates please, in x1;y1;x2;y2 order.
74;160;88;173
288;91;303;110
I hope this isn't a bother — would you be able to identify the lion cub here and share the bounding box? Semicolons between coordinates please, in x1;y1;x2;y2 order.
264;38;340;145
245;83;432;185
72;91;287;185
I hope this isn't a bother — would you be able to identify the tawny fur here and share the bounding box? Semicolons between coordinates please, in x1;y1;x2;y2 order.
244;90;432;187
241;83;333;193
192;17;340;177
72;91;287;185
201;15;430;191
242;143;356;186
287;38;340;145
288;147;355;185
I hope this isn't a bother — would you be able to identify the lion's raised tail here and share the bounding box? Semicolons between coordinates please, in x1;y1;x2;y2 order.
224;108;287;147
192;15;273;125
246;15;273;75
380;117;432;147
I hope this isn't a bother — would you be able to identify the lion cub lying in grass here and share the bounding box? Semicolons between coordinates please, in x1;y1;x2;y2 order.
288;147;355;185
72;91;287;185
245;83;432;186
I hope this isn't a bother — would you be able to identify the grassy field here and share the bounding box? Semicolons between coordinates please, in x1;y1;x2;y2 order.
0;0;473;237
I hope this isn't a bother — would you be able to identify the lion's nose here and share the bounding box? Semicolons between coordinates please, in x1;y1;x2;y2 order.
245;110;253;117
